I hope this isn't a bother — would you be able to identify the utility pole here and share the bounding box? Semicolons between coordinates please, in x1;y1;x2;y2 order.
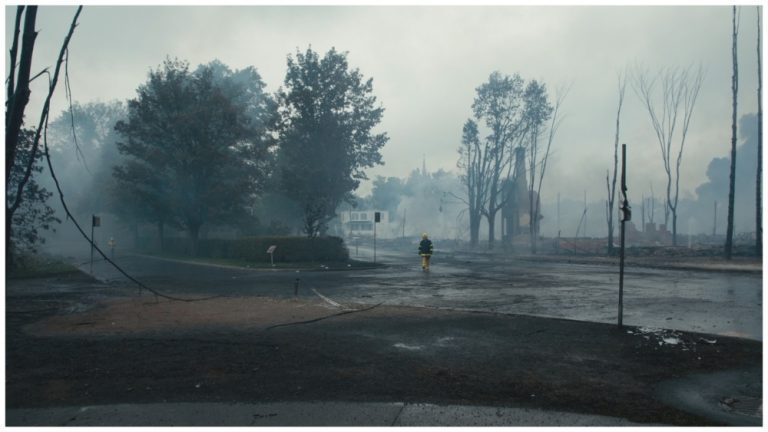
618;144;630;328
725;5;739;260
713;201;718;237
756;5;763;256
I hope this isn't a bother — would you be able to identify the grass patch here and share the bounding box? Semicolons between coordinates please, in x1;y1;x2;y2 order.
7;254;81;280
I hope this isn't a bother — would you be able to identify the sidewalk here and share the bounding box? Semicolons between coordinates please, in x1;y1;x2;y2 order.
6;401;659;426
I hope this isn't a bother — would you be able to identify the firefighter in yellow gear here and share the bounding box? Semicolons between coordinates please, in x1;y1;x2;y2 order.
418;233;434;271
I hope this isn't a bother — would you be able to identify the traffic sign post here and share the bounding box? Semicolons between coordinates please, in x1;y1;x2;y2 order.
266;245;277;267
90;215;100;275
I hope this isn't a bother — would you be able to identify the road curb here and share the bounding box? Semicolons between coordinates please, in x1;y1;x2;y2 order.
6;401;662;427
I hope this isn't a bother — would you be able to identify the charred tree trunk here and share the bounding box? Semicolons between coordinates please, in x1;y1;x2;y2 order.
189;224;201;257
726;6;739;260
529;194;536;254
6;6;37;185
5;6;37;270
672;212;678;247
6;6;82;269
487;207;497;250
469;211;481;247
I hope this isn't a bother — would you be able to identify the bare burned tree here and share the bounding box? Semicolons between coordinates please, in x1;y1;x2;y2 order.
471;72;526;249
529;84;567;254
457;119;492;247
756;6;762;256
633;64;704;247
606;72;626;255
726;6;740;259
5;6;83;267
522;81;552;254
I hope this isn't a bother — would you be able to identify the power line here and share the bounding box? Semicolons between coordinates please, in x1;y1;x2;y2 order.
37;52;218;304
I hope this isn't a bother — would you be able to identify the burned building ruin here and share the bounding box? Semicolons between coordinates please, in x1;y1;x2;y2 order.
501;146;541;243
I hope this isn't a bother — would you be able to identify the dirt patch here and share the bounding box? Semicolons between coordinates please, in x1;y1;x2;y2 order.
25;296;358;336
7;274;762;426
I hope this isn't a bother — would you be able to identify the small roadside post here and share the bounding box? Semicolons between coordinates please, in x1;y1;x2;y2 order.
374;211;381;264
90;215;100;274
618;144;631;328
266;245;277;267
108;237;116;260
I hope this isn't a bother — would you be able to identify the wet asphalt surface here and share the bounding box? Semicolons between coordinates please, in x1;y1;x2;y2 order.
8;247;762;426
81;245;763;341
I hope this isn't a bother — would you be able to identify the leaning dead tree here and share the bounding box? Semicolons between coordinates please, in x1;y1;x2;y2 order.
606;71;626;255
633;64;704;247
726;6;740;259
5;5;83;267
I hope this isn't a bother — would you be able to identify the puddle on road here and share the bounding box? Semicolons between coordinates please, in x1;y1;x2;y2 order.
393;343;423;351
393;336;457;351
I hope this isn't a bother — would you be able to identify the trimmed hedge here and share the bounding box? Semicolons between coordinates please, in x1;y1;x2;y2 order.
157;236;349;263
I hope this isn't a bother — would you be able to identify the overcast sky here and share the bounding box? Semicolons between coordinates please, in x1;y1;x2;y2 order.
6;4;763;204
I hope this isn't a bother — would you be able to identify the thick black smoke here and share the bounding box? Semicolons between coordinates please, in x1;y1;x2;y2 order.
686;113;758;236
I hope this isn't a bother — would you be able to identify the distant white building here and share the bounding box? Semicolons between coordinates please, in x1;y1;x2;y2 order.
338;210;391;237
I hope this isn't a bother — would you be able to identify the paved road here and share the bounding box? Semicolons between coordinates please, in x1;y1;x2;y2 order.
82;245;763;340
6;401;658;426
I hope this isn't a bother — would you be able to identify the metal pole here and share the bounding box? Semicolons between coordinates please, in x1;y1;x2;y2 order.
557;192;560;234
373;219;377;264
618;144;628;328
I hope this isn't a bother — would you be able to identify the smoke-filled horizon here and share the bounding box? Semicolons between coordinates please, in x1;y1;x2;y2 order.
7;4;763;252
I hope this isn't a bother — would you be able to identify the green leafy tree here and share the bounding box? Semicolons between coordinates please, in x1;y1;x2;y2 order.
114;58;276;253
276;47;388;237
371;176;408;219
6;129;60;257
45;101;127;218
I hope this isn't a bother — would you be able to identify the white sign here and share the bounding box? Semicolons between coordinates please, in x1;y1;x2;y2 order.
266;245;277;254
